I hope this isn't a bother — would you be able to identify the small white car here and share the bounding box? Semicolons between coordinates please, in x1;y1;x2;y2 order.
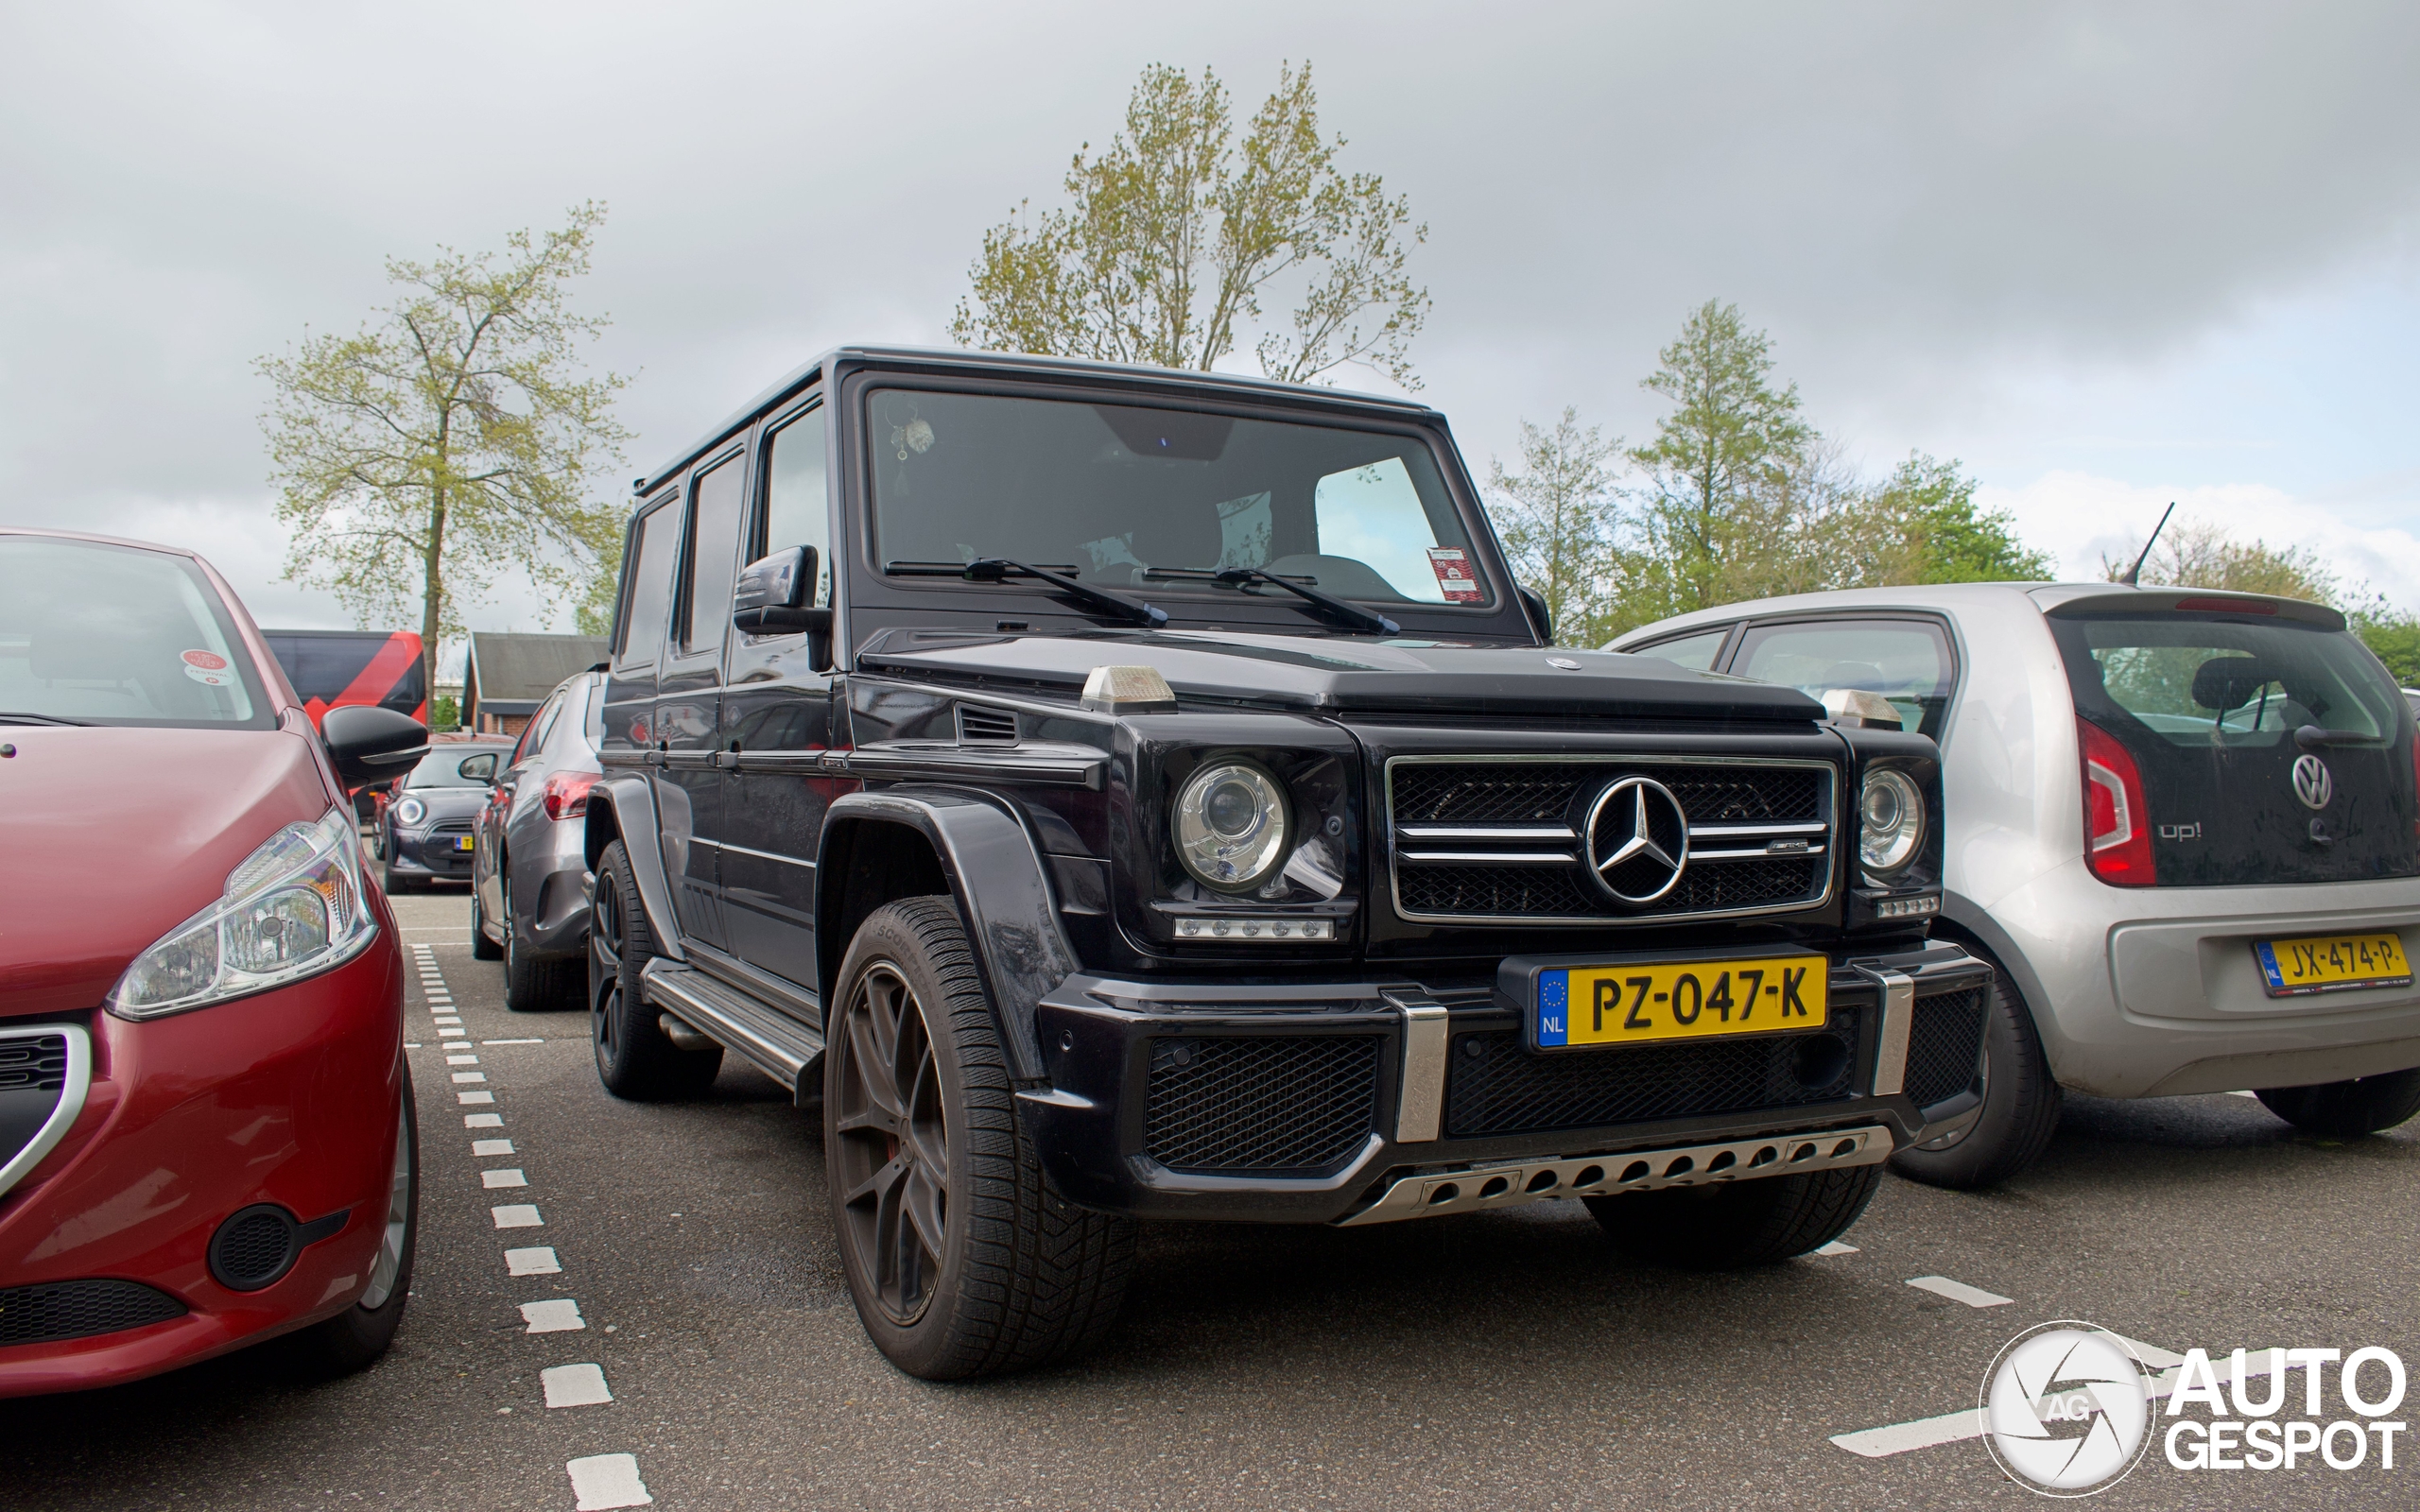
1612;583;2420;1186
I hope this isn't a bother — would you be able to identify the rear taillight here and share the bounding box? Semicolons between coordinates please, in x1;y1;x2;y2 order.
2079;717;2156;885
543;770;600;821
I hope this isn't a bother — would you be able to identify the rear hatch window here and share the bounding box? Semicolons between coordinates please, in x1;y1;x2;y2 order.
2048;609;2417;885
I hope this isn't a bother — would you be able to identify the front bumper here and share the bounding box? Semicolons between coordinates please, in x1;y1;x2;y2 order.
0;933;405;1398
390;821;478;881
1018;939;1990;1224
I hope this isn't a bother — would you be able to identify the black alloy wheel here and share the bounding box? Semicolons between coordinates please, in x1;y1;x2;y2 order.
832;960;952;1327
824;897;1134;1380
587;839;719;1099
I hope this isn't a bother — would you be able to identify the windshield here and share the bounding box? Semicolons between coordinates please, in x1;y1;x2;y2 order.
864;388;1491;609
404;746;510;788
0;535;271;729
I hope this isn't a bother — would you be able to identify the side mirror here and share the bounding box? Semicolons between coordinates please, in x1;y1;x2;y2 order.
457;752;500;783
1516;584;1554;644
322;705;429;786
734;545;832;667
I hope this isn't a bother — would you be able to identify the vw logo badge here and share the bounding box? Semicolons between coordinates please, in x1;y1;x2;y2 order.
1584;776;1691;903
2292;753;2333;811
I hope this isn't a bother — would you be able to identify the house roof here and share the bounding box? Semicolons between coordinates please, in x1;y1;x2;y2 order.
464;632;609;708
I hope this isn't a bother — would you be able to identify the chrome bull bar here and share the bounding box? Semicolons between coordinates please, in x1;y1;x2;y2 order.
1336;1123;1893;1227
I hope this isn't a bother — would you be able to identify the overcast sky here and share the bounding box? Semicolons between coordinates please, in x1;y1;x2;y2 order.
6;2;2417;666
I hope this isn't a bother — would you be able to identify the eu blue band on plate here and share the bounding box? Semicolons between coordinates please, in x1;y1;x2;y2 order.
2252;942;2285;991
1536;970;1569;1047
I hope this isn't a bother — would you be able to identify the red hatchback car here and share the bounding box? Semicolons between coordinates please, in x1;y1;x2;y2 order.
0;528;429;1395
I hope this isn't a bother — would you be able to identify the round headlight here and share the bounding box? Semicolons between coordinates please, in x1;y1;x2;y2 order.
1858;767;1924;875
1173;761;1290;892
394;796;427;828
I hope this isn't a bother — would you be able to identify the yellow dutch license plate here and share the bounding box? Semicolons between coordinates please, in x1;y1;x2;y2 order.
1531;954;1827;1050
2252;933;2411;998
454;835;476;852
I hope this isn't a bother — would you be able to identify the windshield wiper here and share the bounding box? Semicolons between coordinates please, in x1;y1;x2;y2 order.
1143;566;1399;636
0;711;92;726
886;558;1167;627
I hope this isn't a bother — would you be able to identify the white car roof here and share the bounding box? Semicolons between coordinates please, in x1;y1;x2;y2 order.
1605;581;2343;648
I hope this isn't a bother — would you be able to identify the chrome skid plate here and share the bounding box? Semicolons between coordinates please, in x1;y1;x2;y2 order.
1335;1124;1893;1227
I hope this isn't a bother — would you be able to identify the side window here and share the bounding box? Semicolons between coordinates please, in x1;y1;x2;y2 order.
527;690;566;757
618;500;683;666
1634;627;1730;672
761;405;831;606
1732;618;1957;738
680;454;748;655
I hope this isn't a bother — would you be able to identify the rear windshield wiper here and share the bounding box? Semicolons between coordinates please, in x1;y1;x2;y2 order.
0;711;91;726
886;558;1167;627
2295;725;2386;751
1143;566;1399;636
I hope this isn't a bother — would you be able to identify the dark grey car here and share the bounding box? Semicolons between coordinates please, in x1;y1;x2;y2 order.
470;670;605;1010
378;741;512;892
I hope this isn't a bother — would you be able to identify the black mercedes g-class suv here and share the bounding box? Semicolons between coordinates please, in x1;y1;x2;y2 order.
584;346;1992;1380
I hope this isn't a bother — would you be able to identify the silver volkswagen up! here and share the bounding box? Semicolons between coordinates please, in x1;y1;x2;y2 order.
1613;583;2420;1186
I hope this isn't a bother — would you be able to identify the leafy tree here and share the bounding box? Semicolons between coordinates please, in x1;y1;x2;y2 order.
2099;518;2339;603
1489;408;1622;644
1619;301;1817;623
1827;454;2053;587
950;62;1429;387
258;203;631;699
2348;602;2420;686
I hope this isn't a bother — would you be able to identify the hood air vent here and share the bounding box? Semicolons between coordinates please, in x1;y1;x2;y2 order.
956;705;1019;746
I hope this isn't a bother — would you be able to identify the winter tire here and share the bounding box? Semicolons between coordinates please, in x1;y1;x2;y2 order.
2256;1067;2420;1139
1889;959;2062;1190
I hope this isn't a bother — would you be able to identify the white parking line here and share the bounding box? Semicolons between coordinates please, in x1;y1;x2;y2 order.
485;1038;545;1045
507;1246;562;1277
465;1112;504;1128
566;1453;652;1509
459;1091;495;1105
452;1072;487;1084
482;1168;528;1189
520;1297;586;1333
447;1055;479;1066
1835;1332;2229;1458
1905;1275;2014;1308
544;1363;614;1408
492;1204;544;1228
473;1139;514;1156
1815;1241;1858;1256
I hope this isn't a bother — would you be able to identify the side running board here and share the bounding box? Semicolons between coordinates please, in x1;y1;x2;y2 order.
641;960;824;1103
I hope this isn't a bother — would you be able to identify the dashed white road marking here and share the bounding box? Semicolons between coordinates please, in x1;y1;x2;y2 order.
452;1072;488;1084
1905;1275;2014;1308
482;1168;528;1189
492;1204;544;1228
544;1363;614;1408
1815;1241;1858;1256
507;1246;562;1277
465;1112;504;1128
458;1091;495;1105
473;1139;514;1156
520;1297;586;1333
566;1453;651;1509
447;1055;480;1067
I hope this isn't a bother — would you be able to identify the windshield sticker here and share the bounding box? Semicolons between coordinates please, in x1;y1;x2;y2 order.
182;648;234;687
182;649;228;670
1426;547;1483;603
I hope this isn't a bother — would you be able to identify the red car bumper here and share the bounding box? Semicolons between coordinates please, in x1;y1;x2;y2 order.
0;923;405;1398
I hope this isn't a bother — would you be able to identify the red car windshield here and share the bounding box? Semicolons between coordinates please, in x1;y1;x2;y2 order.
0;536;275;730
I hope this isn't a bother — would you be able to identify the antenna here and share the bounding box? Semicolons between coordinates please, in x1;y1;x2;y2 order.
2121;502;2175;587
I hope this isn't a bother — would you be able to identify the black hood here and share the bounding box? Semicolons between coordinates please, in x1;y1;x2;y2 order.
856;628;1822;724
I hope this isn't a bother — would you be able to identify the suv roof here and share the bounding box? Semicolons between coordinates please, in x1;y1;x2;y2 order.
1610;580;2348;644
635;344;1440;498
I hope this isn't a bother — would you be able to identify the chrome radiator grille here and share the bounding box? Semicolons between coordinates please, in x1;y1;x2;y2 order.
1386;756;1837;923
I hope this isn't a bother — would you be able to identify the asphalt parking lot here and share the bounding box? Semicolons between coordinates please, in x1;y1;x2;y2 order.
8;888;2414;1510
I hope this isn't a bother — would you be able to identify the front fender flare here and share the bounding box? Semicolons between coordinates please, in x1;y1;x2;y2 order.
586;770;685;964
819;787;1071;1083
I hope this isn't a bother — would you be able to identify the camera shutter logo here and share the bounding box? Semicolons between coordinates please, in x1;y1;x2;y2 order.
2291;754;2332;812
1981;1323;2153;1496
1584;776;1690;904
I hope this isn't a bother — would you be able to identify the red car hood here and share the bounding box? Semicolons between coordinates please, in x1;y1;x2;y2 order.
0;726;335;1017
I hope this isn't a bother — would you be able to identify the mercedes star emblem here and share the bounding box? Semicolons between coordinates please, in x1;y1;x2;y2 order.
1584;775;1691;903
2291;753;2333;811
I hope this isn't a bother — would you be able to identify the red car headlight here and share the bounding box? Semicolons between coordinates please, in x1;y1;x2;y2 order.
109;808;378;1019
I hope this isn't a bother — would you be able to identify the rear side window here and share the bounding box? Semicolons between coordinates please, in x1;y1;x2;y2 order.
2050;611;2415;885
619;502;683;665
681;455;748;655
1732;618;1956;738
521;690;564;760
1634;627;1729;672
